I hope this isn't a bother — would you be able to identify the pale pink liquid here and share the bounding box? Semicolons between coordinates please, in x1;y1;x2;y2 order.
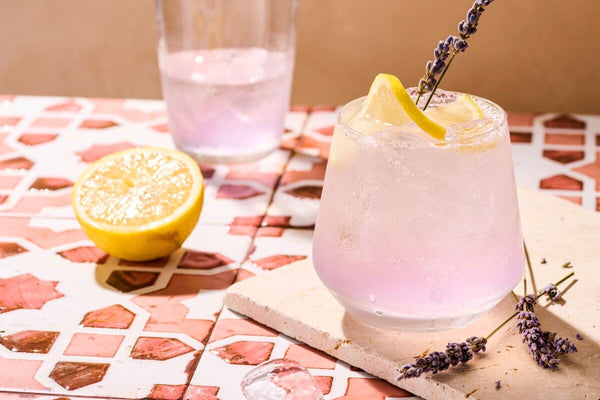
312;95;525;331
159;47;293;163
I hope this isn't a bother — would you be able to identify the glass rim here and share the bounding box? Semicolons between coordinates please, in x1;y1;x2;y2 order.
336;91;508;148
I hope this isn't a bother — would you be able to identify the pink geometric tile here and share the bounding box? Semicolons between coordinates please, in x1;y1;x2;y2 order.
573;152;600;190
0;175;21;189
106;270;159;292
290;105;311;112
185;385;219;400
45;100;82;112
311;105;336;112
0;194;6;205
17;133;58;146
119;257;170;268
596;134;600;146
542;150;584;164
507;112;534;127
256;227;285;237
509;131;532;143
210;341;274;365
340;377;413;399
263;215;293;227
252;255;307;271
90;98;167;122
79;119;118;129
227;225;258;237
539;174;583;191
178;251;234;270
147;384;187;400
0;242;28;259
313;125;335;136
31;118;70;129
0;357;46;390
230;216;263;226
558;195;582;205
0;217;86;249
0;116;22;127
63;333;124;357
281;159;326;185
235;269;256;282
132;272;237;343
131;337;194;361
58;246;108;264
76;142;136;163
314;376;333;395
30;177;73;191
543;114;586;129
284;343;336;369
284;185;323;199
597;198;600;212
216;184;265;200
7;193;72;214
0;157;34;170
0;274;63;313
208;318;278;343
545;133;585;145
0;330;59;353
198;165;215;179
297;135;330;159
80;304;135;329
49;362;110;390
0;133;13;155
151;123;169;133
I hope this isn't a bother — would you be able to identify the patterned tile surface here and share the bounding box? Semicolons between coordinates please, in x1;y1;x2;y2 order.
1;96;600;399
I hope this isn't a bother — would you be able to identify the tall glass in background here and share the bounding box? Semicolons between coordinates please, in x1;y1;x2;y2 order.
312;91;525;332
155;0;298;163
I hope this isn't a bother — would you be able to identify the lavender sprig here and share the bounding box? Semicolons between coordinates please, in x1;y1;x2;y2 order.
515;293;577;368
417;0;495;110
397;336;487;380
397;271;575;380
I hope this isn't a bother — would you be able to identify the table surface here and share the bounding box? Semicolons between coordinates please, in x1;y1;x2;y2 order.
0;95;598;400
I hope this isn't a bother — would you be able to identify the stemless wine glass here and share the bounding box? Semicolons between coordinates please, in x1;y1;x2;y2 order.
155;0;298;163
312;90;525;332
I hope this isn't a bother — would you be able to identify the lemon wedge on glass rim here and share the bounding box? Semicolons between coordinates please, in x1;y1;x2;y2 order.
72;147;204;261
359;73;484;141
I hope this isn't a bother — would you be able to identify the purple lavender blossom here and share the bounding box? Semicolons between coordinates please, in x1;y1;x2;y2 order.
416;0;495;104
495;380;501;390
543;284;562;301
397;336;487;380
576;333;583;340
515;294;577;369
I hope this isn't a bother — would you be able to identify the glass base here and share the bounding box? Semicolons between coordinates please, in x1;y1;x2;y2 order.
173;141;278;164
331;290;509;332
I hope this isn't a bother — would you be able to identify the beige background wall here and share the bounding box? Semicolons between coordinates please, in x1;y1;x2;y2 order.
0;0;598;113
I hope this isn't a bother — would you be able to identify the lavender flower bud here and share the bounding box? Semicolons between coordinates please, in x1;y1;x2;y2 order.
477;0;494;6
452;37;469;53
431;59;446;75
543;284;562;301
554;337;577;354
466;336;487;352
516;294;536;312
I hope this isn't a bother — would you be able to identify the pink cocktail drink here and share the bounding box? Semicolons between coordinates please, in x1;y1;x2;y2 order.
313;92;525;332
159;48;293;163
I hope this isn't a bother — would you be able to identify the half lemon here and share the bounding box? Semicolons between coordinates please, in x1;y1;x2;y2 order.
72;147;204;261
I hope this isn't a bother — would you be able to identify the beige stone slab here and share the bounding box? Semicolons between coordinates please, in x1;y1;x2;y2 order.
225;188;600;400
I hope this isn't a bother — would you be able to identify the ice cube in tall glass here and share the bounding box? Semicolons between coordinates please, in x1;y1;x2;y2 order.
312;91;525;332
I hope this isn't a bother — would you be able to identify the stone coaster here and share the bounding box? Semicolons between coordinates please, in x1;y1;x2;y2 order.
225;188;600;400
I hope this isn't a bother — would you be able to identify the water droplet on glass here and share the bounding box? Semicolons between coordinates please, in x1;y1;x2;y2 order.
374;309;383;316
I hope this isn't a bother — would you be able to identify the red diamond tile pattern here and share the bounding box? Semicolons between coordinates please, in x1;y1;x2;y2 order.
131;337;194;361
0;331;59;354
49;362;110;390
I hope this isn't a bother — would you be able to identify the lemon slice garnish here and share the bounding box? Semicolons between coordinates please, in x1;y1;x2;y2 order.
425;93;485;128
360;73;446;140
72;147;204;261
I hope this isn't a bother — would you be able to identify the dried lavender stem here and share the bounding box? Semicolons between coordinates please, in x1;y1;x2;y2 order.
422;52;457;111
485;272;575;341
